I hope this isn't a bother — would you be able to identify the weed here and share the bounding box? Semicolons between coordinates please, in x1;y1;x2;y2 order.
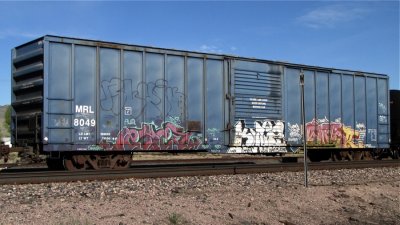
168;212;189;225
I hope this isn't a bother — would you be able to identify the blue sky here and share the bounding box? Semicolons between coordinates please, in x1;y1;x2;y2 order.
0;1;398;106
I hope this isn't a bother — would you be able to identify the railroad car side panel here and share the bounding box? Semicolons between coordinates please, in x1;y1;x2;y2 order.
12;36;391;154
283;68;390;150
40;37;227;152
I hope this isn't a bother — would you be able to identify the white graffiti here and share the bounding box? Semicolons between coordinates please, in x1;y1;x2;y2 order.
379;115;388;123
288;122;301;142
378;102;387;114
356;122;366;144
228;146;286;153
53;117;69;127
230;119;286;153
368;129;377;142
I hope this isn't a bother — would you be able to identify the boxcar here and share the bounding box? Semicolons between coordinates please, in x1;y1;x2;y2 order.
11;36;391;169
390;90;400;156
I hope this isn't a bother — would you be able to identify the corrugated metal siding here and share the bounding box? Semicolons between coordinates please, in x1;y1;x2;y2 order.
233;60;282;124
11;35;392;152
283;67;390;149
38;36;227;151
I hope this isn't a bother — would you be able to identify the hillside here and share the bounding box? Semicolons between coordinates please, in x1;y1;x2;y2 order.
0;105;10;138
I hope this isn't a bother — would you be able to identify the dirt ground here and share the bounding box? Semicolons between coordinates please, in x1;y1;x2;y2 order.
0;167;399;225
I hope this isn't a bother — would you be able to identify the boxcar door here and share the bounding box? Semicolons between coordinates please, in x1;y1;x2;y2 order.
229;59;284;153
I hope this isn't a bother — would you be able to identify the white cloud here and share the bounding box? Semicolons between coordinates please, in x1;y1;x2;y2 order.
297;4;370;29
0;28;101;42
199;44;223;53
0;29;42;39
199;44;238;54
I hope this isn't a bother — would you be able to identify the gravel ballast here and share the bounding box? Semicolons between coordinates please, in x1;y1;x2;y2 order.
0;167;399;225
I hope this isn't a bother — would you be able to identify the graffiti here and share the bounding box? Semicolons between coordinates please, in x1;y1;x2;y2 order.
167;116;183;126
379;115;387;123
229;119;286;153
115;121;202;150
228;146;286;153
124;119;136;126
355;123;366;143
87;145;104;151
203;128;224;152
304;118;366;148
287;123;301;142
53;116;69;127
234;119;285;146
100;78;185;121
378;102;387;114
368;129;377;142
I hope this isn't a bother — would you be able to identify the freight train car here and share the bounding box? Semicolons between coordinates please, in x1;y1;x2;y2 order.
390;90;400;158
11;36;392;170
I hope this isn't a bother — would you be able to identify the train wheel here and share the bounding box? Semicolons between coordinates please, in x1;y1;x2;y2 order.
64;155;88;171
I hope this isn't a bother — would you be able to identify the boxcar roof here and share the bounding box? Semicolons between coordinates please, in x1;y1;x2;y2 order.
14;35;388;78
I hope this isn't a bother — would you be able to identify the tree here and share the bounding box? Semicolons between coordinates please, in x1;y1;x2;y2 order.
4;106;11;137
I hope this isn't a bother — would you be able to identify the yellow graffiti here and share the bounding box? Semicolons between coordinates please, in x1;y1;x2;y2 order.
342;126;364;148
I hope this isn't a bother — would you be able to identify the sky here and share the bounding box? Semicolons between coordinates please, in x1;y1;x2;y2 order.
0;1;398;106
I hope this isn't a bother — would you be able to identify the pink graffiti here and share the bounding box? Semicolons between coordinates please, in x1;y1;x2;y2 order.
115;122;202;150
306;119;363;148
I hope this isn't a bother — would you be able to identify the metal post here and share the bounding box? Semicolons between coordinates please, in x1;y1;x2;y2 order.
300;71;308;187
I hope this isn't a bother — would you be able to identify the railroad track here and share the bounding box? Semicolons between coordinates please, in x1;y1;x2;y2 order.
0;160;398;185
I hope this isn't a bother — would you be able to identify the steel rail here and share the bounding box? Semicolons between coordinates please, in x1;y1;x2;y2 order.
0;160;398;185
0;156;291;170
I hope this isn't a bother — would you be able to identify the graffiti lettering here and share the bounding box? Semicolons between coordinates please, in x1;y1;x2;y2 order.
304;118;366;148
229;119;286;153
234;119;285;146
287;123;301;142
115;121;202;150
100;78;185;121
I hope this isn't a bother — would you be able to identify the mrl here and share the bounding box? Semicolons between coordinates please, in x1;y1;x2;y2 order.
75;105;95;114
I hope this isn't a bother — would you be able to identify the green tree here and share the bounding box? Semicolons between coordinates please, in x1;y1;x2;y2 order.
4;106;11;136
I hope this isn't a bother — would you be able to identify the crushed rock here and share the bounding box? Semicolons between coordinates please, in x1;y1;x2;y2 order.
0;167;399;225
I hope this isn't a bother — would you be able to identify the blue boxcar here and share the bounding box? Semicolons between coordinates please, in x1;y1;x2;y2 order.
11;36;390;154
